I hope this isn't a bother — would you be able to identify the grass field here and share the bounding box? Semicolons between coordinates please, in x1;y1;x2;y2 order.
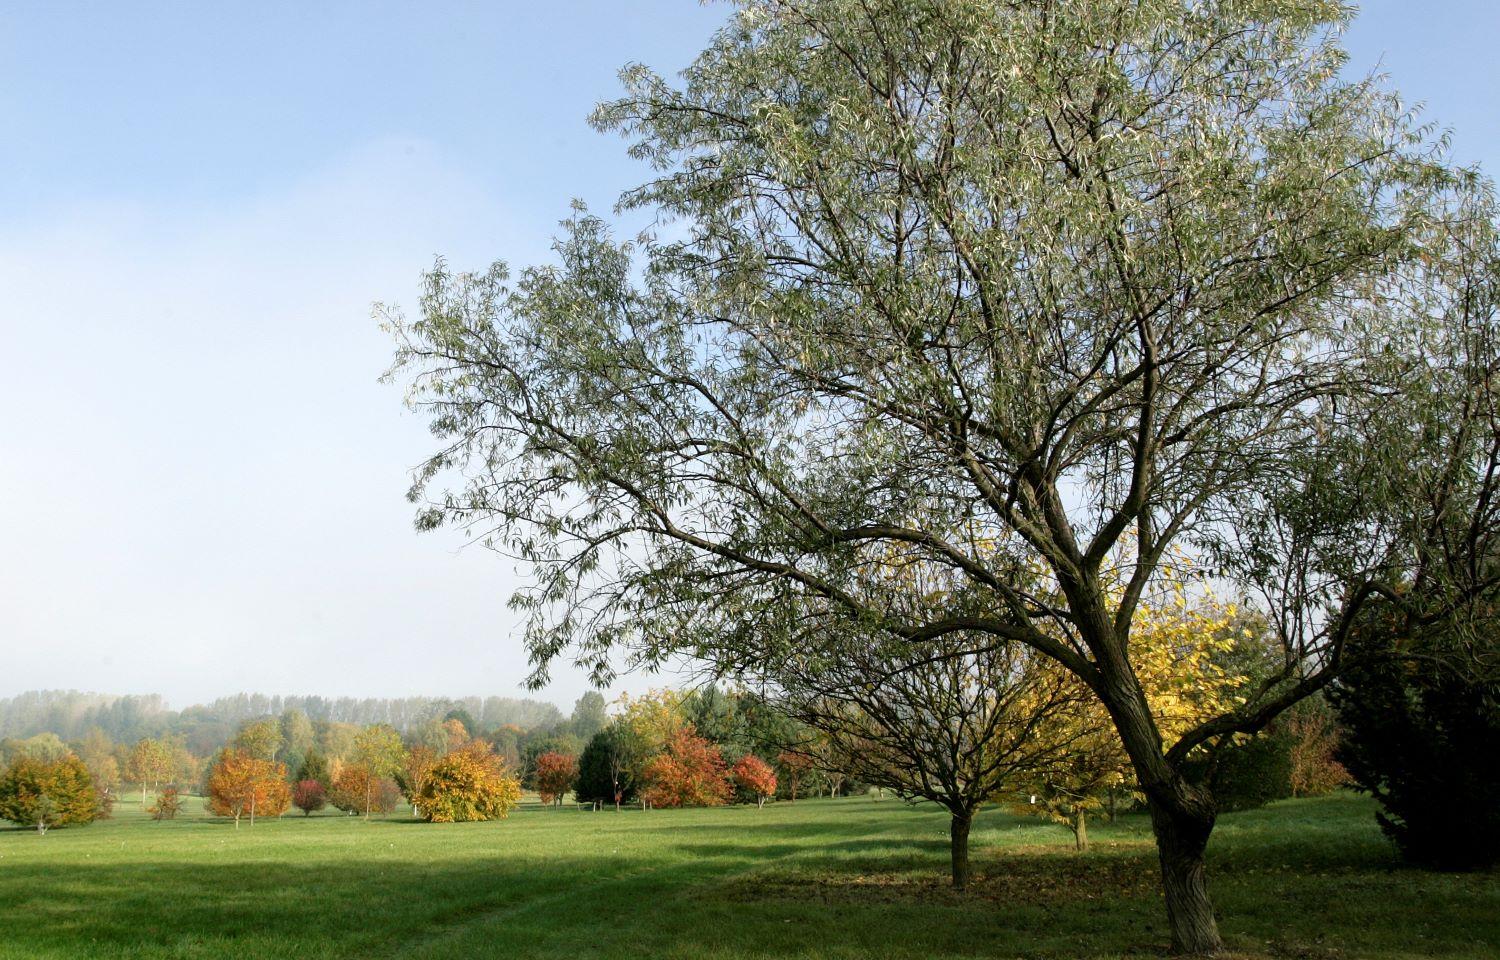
0;792;1495;959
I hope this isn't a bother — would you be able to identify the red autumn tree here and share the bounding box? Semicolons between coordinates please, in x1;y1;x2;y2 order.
642;727;731;808
292;779;327;816
534;751;578;807
206;749;290;828
776;750;815;802
732;755;778;808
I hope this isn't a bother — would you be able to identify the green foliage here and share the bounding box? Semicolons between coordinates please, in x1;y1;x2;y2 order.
564;692;608;741
1331;626;1500;870
0;753;99;832
233;718;285;762
442;708;478;738
383;1;1498;950
575;729;635;806
295;750;331;790
1184;734;1293;814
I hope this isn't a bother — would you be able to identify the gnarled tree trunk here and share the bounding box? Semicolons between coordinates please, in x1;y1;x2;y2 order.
1149;797;1220;956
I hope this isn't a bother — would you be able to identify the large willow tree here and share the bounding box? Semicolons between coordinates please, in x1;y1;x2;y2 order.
385;1;1500;953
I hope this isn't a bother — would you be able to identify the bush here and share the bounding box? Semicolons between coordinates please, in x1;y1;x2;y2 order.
1331;635;1500;870
1182;732;1292;813
0;754;99;833
418;746;521;822
148;787;183;820
293;779;327;815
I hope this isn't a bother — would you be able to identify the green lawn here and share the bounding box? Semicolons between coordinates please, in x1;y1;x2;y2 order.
0;793;1494;959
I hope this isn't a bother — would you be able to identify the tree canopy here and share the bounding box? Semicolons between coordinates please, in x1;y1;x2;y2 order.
386;1;1500;952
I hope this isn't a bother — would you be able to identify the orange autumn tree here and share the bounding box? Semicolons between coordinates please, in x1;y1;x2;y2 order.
206;749;289;828
642;727;731;808
534;751;577;807
417;742;521;822
731;755;777;808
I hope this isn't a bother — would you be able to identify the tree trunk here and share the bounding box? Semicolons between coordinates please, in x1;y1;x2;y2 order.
949;810;972;890
1087;628;1225;956
1149;797;1222;956
1074;809;1089;851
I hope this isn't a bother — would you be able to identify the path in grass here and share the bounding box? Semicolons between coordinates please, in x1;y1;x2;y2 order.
1;794;1495;959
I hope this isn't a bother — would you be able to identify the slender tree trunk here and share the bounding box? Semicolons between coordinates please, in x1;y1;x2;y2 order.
1149;797;1221;956
1073;809;1089;851
949;810;973;890
250;792;256;827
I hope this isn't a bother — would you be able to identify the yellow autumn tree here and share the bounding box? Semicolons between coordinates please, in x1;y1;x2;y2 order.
1010;558;1246;849
417;743;521;822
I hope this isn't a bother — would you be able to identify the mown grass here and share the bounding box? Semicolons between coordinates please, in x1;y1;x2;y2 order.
0;792;1494;959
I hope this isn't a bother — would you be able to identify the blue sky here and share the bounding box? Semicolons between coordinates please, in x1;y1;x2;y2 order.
1;1;1495;710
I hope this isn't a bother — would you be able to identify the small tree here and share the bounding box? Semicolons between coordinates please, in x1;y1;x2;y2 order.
292;779;327;816
128;738;174;806
1284;700;1350;799
397;745;439;818
732;755;777;808
418;744;521;822
642;728;731;808
206;749;290;828
148;787;183;821
775;751;814;803
0;754;99;833
534;751;577;807
576;726;637;810
347;725;405;820
329;765;400;817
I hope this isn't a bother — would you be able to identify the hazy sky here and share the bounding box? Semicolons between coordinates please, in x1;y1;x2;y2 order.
2;2;1496;711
